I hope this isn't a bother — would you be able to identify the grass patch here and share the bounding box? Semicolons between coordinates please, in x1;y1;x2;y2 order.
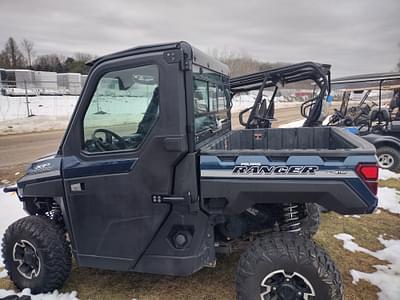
314;209;400;300
379;178;400;190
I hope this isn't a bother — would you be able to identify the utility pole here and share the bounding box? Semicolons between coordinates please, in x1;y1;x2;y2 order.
24;80;31;117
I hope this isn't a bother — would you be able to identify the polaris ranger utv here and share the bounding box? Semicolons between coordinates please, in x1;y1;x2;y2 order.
329;72;400;171
2;42;378;299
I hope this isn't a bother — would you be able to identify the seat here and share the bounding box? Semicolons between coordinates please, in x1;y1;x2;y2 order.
389;90;400;120
369;107;390;131
136;87;160;136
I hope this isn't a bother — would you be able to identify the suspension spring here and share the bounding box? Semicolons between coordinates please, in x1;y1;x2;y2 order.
47;203;61;221
280;203;302;232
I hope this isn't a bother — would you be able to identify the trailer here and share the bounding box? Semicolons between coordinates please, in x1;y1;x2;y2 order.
3;69;38;96
33;71;59;95
57;73;82;95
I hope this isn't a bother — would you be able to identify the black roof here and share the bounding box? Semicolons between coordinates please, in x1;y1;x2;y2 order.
331;72;400;90
87;41;229;75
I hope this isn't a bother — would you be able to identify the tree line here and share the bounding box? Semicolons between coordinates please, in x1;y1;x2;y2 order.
209;48;289;77
1;37;398;76
213;45;400;76
0;37;96;74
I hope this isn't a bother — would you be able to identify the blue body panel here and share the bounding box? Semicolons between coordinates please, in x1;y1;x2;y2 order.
200;154;378;214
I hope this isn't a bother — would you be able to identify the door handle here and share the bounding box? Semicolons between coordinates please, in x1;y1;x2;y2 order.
70;182;85;192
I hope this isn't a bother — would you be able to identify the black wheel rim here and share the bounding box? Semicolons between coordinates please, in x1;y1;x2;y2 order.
260;270;315;300
13;240;41;279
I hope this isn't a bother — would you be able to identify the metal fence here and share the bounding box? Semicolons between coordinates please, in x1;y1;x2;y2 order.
0;79;80;121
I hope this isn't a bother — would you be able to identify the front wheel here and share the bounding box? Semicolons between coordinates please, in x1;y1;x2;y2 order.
376;146;400;171
237;232;343;300
2;216;72;294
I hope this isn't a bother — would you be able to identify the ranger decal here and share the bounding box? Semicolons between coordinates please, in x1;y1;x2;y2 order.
232;165;319;175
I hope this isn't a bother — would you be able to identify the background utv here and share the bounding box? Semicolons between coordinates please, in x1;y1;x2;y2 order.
2;42;378;299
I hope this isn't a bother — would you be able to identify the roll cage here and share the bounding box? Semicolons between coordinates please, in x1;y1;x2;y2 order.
230;62;331;128
330;72;400;132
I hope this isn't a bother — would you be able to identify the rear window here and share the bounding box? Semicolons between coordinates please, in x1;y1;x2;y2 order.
193;65;229;135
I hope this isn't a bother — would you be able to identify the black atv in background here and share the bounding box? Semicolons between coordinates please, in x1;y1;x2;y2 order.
328;72;400;171
2;42;379;299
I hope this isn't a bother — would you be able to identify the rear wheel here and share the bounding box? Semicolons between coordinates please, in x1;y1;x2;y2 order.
2;216;71;294
300;203;321;237
237;232;343;300
377;146;400;171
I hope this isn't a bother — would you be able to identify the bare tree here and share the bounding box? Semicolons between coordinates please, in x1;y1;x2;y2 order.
20;39;35;69
210;48;261;76
209;47;288;77
0;37;26;68
74;52;95;62
33;54;65;72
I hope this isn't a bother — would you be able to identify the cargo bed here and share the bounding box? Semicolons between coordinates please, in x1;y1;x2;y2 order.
201;127;375;157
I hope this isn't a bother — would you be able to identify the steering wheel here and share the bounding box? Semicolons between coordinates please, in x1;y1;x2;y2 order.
333;108;345;119
91;128;126;151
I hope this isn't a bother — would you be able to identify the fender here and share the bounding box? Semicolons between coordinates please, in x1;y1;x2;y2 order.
362;133;400;149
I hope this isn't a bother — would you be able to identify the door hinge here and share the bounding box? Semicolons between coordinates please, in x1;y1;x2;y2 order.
163;50;182;64
163;50;191;71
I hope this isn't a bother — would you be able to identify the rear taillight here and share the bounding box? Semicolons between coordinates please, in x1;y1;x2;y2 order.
356;164;379;195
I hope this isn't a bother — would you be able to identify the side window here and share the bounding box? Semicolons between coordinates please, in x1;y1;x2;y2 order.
217;85;228;110
193;79;208;114
194;80;216;133
83;65;159;153
209;83;217;111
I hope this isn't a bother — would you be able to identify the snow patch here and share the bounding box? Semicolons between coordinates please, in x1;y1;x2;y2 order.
231;93;302;113
335;233;400;299
0;288;79;300
0;269;7;279
278;119;305;128
0;95;78;122
379;169;400;181
334;233;371;253
322;115;332;125
0;190;27;268
377;187;400;214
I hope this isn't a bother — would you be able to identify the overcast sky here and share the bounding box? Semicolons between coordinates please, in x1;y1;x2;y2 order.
1;0;399;77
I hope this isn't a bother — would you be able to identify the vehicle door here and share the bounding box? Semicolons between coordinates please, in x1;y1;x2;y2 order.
60;51;188;269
